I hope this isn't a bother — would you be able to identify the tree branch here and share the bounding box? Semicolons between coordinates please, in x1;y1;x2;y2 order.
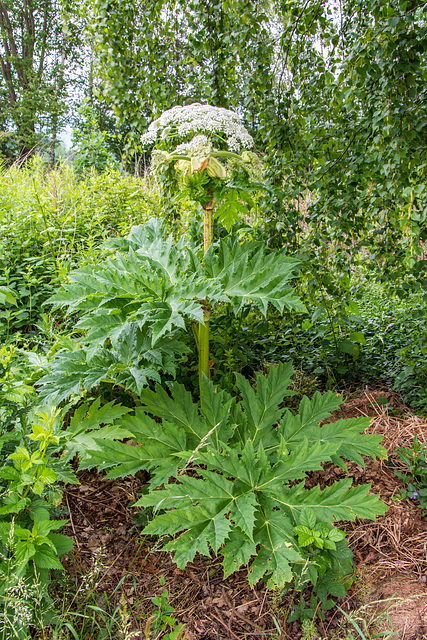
38;0;49;76
0;49;17;103
316;127;363;180
0;1;29;87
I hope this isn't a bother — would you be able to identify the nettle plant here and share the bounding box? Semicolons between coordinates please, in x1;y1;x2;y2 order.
40;104;388;618
0;406;76;636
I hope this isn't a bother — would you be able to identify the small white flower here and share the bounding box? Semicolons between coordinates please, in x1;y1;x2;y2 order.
174;134;212;158
140;130;157;146
151;149;171;172
240;150;264;180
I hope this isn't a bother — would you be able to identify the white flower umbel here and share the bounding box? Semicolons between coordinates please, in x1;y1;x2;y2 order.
141;103;254;154
141;103;258;180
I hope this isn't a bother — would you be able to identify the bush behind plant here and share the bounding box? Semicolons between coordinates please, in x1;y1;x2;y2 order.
0;157;164;336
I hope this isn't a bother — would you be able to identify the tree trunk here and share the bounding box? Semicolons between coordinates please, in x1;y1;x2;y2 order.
17;120;36;160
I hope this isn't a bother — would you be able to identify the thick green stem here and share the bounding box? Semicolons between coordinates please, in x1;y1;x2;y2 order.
203;198;214;254
198;305;211;391
198;199;214;394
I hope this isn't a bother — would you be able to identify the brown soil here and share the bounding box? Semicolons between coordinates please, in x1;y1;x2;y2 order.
58;386;427;640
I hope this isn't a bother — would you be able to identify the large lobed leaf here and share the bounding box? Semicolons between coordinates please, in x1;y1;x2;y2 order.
44;219;304;399
204;237;306;315
83;364;387;589
38;329;187;403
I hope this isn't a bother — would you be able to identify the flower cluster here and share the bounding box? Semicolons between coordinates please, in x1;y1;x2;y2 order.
240;151;264;181
151;149;172;173
141;103;254;153
174;134;212;158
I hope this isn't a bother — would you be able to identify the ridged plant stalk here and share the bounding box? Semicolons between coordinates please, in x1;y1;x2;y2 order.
198;197;215;393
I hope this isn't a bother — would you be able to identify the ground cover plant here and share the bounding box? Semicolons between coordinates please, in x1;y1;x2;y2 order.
394;435;427;514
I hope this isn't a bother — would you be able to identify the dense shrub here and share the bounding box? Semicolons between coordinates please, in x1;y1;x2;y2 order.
0;158;163;336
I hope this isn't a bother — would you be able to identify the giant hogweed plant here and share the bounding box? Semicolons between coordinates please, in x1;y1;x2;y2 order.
141;103;265;390
37;105;387;619
40;103;290;401
81;362;387;618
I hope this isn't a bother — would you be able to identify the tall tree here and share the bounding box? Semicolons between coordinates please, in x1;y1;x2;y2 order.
87;0;273;135
0;0;76;158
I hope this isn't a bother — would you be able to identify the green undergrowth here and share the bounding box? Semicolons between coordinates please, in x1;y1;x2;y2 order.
200;285;427;413
0;158;179;338
356;286;427;409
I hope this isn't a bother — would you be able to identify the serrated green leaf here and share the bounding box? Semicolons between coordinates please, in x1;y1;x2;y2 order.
323;539;336;550
215;188;253;230
65;424;135;463
350;331;366;345
84;438;178;480
0;466;19;480
67;398;131;436
48;533;74;557
30;507;50;523
200;375;235;446
164;526;211;567
32;545;64;570
15;541;36;566
235;361;294;444
204;236;305;315
77;362;386;593
300;507;317;529
274;478;388;521
36;466;57;484
279;392;386;467
148;505;232;561
232;493;258;540
294;525;316;547
139;381;204;439
221;531;257;578
260;439;339;486
249;511;302;588
279;391;343;441
328;527;346;542
0;497;28;515
9;446;31;462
